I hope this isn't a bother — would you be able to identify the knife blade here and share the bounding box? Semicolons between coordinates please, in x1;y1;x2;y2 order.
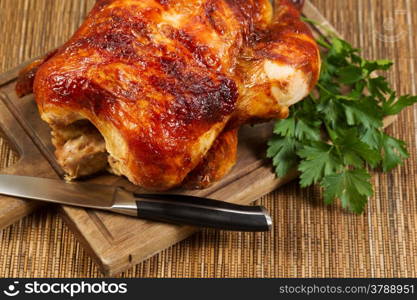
0;174;272;232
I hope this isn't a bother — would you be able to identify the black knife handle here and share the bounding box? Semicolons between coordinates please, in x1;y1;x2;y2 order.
134;194;272;232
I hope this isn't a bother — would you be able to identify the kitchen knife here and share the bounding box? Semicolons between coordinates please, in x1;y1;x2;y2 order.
0;174;272;232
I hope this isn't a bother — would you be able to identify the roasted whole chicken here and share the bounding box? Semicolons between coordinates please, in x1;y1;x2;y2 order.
16;0;320;190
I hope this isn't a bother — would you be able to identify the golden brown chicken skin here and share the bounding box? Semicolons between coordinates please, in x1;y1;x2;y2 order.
183;128;238;189
20;0;319;190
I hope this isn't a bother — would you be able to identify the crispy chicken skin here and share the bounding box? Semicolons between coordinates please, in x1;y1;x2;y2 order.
183;128;238;189
17;0;319;190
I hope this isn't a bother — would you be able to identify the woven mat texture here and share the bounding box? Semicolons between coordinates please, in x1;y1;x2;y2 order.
0;0;416;278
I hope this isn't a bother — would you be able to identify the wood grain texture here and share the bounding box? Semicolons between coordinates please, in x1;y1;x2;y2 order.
0;0;416;277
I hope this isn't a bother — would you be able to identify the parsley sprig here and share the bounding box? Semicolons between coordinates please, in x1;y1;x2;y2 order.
267;31;417;213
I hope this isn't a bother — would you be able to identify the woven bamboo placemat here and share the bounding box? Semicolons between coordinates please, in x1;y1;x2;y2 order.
0;0;416;278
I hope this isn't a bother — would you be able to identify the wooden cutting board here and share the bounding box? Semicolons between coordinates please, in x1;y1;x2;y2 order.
0;2;357;275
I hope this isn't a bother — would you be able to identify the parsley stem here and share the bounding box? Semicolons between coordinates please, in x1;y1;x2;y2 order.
316;82;335;96
316;38;331;49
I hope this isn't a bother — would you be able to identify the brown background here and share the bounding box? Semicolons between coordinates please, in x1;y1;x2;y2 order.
0;0;416;277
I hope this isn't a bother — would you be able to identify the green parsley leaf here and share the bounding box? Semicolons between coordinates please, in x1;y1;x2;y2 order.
321;169;373;213
273;118;295;137
331;129;381;168
297;142;341;186
294;119;322;141
381;134;409;171
362;59;393;75
368;76;393;100
267;136;299;178
336;65;363;84
382;94;417;116
342;99;383;128
359;127;383;150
